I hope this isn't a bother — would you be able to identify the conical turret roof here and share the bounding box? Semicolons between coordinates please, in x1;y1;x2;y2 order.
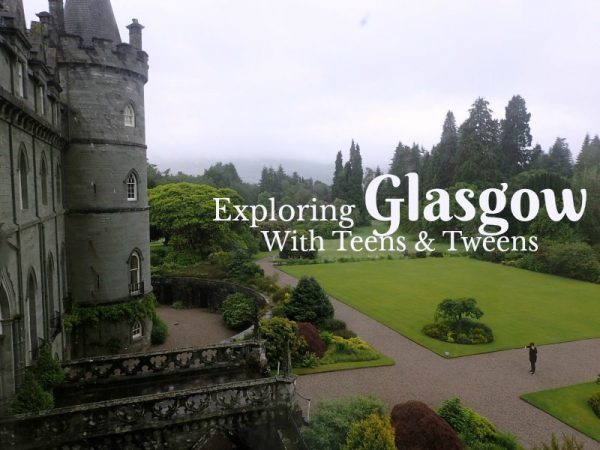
64;0;121;43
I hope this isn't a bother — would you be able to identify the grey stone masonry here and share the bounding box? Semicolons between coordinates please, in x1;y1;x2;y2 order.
0;0;153;408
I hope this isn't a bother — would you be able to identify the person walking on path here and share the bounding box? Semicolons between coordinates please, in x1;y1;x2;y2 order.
526;343;538;374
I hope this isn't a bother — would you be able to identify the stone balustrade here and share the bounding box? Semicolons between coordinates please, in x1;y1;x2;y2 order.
0;376;296;449
62;340;265;385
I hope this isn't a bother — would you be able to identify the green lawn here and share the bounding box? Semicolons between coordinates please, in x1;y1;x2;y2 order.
294;355;395;376
522;382;600;442
283;258;600;357
315;224;452;261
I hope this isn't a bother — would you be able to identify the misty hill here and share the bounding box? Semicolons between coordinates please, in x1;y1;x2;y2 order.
150;156;333;184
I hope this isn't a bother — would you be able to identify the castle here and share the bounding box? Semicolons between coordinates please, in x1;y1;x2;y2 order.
0;0;152;412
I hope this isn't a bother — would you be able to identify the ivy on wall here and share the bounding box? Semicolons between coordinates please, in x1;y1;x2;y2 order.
64;294;157;331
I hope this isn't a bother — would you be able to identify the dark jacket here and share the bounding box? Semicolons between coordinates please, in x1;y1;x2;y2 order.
528;346;537;362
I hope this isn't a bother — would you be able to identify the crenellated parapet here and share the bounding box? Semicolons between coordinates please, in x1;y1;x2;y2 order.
58;35;148;82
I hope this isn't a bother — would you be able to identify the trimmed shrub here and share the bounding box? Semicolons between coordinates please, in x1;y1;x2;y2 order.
11;372;54;415
341;413;395;450
589;392;600;418
391;400;464;450
438;398;496;444
297;322;327;358
279;230;318;260
423;299;494;345
30;345;65;391
220;293;257;330
438;398;518;450
151;316;168;345
516;241;600;283
258;317;309;369
332;328;357;339
531;434;585;450
430;250;444;258
301;396;386;450
271;285;292;304
319;335;380;364
318;318;347;333
284;276;334;325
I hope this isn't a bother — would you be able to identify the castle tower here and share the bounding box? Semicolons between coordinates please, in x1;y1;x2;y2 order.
0;0;27;31
58;0;152;356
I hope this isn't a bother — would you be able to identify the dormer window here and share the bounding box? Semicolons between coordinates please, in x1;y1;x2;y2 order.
124;104;135;127
127;172;138;201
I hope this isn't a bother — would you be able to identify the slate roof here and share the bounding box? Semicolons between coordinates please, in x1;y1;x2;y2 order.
64;0;121;43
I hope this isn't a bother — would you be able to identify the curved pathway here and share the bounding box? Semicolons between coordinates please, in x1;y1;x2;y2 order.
258;258;600;448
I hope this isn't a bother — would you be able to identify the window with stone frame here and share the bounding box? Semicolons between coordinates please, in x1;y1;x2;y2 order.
129;251;142;295
127;172;138;201
41;154;48;206
18;148;29;210
37;85;45;115
131;321;143;340
124;104;135;127
15;61;25;98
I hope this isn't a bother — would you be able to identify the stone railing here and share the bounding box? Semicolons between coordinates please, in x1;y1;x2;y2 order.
62;340;265;385
0;376;296;449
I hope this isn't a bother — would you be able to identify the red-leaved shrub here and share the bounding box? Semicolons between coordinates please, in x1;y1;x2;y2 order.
391;401;464;450
297;322;327;358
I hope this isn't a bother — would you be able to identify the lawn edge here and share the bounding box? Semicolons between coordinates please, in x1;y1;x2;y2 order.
520;383;600;443
293;354;395;376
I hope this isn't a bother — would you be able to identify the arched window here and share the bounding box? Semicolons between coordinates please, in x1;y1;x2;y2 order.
129;251;142;296
18;148;29;210
56;164;62;204
131;321;143;340
40;154;48;206
127;172;138;201
124;104;135;127
0;284;8;336
47;254;55;324
26;270;38;357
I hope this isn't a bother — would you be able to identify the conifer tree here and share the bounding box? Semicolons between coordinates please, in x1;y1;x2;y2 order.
500;95;532;174
332;150;346;200
575;134;600;172
547;137;573;178
455;97;501;184
430;111;458;187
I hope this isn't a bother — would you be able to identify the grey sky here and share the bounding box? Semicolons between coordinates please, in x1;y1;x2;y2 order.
25;1;600;177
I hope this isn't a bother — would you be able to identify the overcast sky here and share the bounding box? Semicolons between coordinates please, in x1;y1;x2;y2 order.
25;0;600;177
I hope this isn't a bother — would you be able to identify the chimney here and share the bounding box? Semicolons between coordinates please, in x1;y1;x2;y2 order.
126;18;144;50
48;0;64;32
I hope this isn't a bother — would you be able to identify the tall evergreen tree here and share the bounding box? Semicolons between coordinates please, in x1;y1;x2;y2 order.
575;134;600;172
332;150;345;200
347;141;367;221
500;95;532;174
547;137;573;178
430;111;458;188
455;97;501;184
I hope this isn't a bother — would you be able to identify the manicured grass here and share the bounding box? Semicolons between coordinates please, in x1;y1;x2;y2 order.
283;257;600;357
522;382;600;442
293;354;395;375
316;224;452;261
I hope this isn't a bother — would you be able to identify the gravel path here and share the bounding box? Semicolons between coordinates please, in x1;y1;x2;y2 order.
258;258;600;448
152;306;236;351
